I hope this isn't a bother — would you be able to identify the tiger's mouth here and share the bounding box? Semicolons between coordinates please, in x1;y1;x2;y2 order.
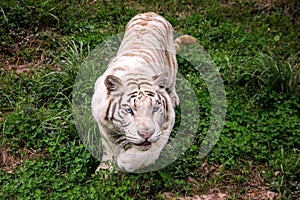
136;141;152;146
135;140;152;151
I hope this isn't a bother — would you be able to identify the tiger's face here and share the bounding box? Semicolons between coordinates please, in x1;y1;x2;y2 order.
104;73;172;151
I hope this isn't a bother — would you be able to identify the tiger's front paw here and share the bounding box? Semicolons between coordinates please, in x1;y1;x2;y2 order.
95;161;115;179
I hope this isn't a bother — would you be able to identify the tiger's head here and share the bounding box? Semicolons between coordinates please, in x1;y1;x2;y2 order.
104;73;174;152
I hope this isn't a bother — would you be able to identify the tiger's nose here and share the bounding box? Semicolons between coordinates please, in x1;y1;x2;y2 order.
138;130;154;139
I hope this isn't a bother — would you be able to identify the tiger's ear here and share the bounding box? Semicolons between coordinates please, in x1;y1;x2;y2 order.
153;72;168;89
104;75;122;94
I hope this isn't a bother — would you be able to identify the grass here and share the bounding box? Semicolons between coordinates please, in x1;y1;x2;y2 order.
1;0;299;199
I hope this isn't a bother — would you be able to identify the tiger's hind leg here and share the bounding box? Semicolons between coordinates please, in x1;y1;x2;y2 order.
169;89;180;107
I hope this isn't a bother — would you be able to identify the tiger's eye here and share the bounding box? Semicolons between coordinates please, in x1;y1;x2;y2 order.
153;107;159;112
125;108;133;113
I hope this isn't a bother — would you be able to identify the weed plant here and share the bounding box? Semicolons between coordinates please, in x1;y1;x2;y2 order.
1;0;299;199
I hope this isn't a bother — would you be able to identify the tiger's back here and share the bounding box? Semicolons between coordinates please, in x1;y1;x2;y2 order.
104;12;179;106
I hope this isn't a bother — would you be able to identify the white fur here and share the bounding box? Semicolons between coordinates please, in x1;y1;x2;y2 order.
92;12;178;172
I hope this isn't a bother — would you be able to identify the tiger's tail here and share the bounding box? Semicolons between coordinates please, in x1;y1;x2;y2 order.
174;35;198;51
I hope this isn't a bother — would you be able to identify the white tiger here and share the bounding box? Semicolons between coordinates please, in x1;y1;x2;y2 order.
91;12;197;172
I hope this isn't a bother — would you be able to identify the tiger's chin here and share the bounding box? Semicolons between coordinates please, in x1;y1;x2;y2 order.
117;140;164;172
